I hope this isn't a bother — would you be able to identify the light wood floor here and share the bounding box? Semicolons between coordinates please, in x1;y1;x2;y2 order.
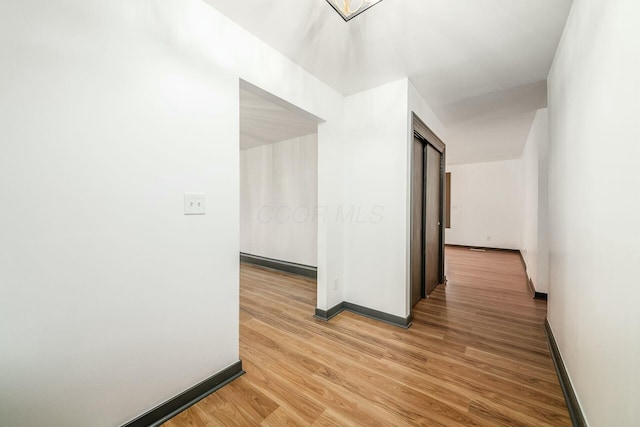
164;246;570;426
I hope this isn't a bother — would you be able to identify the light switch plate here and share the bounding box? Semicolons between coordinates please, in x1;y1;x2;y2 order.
184;193;206;215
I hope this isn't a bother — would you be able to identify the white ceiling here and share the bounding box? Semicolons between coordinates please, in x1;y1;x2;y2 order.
210;0;573;162
440;80;548;164
240;88;318;150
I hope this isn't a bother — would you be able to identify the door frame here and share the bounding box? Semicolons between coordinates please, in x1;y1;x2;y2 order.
409;112;446;310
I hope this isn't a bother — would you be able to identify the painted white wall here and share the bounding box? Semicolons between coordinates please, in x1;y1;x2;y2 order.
0;1;476;424
521;108;550;293
340;79;446;319
317;113;346;311
446;160;523;250
0;1;344;426
537;109;550;296
342;80;409;318
0;4;239;426
148;1;347;314
144;0;347;314
547;0;640;425
240;134;318;266
521;115;540;286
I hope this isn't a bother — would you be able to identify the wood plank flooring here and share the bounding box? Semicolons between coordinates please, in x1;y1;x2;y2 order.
163;246;570;426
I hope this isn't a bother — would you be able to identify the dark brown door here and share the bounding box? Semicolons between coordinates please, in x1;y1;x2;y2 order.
424;144;442;295
410;137;424;307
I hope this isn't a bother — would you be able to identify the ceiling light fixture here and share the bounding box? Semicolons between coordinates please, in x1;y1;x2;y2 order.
326;0;384;21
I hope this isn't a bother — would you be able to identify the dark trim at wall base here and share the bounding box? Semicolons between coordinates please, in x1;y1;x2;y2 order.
240;253;317;279
519;251;534;297
446;243;520;252
344;302;413;329
315;302;412;329
122;361;244;427
528;278;548;300
315;302;345;321
518;251;549;300
544;320;587;427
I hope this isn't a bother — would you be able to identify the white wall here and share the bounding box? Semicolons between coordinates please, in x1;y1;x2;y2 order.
446;160;523;250
240;134;318;266
521;108;550;293
0;2;454;424
0;4;238;425
0;1;344;425
341;80;409;318
340;79;446;319
547;0;640;425
521;114;540;286
147;0;346;314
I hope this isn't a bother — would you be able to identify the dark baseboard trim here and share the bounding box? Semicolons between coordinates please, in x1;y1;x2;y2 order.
240;253;317;279
315;301;412;329
344;302;412;329
528;278;548;300
544;320;587;427
445;244;520;253
315;302;345;321
122;361;244;427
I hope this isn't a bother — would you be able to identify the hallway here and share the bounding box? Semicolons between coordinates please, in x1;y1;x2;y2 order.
164;247;571;426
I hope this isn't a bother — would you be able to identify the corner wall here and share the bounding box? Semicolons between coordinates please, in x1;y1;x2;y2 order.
340;79;446;319
342;80;409;317
547;0;640;425
0;2;468;424
0;1;343;425
0;4;239;424
240;134;318;267
521;108;550;293
445;160;524;250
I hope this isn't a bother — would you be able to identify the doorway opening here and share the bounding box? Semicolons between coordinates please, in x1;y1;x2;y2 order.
410;113;446;310
238;80;322;300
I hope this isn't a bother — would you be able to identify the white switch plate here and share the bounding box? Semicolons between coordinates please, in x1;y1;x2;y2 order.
184;193;206;215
